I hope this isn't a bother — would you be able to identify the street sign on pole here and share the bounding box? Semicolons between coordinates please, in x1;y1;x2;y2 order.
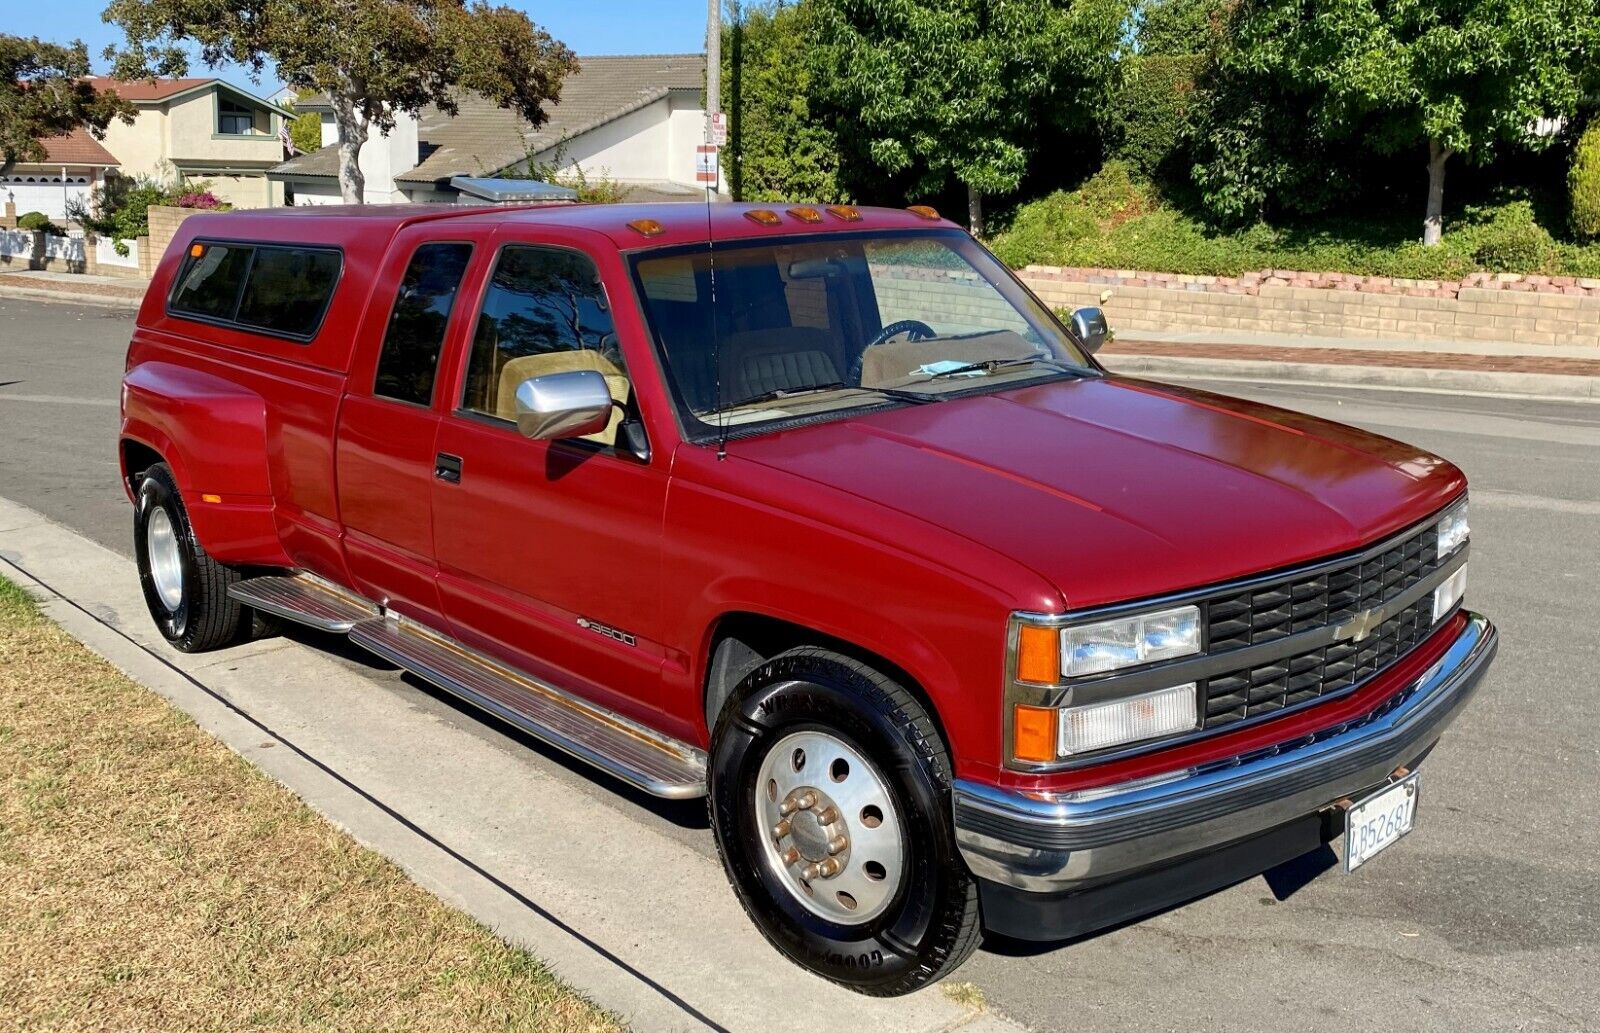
710;111;728;147
696;144;720;187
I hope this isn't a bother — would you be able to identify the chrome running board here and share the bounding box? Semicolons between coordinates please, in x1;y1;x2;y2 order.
229;573;380;632
349;617;707;799
228;573;707;799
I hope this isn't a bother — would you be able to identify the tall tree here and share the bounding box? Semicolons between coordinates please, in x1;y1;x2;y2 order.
807;0;1129;236
1211;0;1596;244
722;2;847;203
1;35;135;178
102;0;578;204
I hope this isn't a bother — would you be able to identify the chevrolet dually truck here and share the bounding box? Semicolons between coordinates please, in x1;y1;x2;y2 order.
120;201;1496;995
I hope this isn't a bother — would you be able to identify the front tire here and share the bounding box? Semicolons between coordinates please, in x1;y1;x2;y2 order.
133;462;252;652
708;647;981;995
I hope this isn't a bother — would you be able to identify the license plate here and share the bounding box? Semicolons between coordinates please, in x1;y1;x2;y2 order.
1344;773;1419;872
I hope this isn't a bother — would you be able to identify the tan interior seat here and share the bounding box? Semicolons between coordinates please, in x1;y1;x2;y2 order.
719;327;842;403
858;329;1038;386
495;349;631;446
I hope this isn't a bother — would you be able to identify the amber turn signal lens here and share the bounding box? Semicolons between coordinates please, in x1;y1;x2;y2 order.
1012;705;1059;764
825;204;863;222
626;219;665;237
744;209;783;226
906;205;940;221
189;243;205;258
787;206;824;224
1015;623;1061;684
200;493;222;504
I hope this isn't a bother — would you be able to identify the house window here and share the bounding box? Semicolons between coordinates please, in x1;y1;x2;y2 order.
218;98;257;135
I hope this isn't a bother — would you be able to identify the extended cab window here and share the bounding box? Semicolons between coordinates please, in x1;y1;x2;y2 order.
461;246;628;447
169;241;341;341
374;243;474;406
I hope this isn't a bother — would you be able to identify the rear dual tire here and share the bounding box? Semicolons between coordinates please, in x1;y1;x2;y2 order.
133;463;265;652
708;647;981;995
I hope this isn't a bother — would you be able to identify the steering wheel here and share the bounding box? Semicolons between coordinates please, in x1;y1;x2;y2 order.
864;319;937;350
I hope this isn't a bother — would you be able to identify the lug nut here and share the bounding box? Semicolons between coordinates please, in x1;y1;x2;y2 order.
827;835;848;855
773;818;792;838
779;798;798;816
800;863;821;881
797;792;817;810
815;806;840;825
781;847;801;865
817;857;842;878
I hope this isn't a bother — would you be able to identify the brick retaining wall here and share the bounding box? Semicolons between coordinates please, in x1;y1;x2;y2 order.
1018;266;1600;350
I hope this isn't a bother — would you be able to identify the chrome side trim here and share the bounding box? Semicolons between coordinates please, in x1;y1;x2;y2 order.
957;612;1495;892
348;617;707;800
228;572;381;632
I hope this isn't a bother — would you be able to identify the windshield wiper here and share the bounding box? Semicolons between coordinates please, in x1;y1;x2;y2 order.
922;354;1087;380
725;382;939;409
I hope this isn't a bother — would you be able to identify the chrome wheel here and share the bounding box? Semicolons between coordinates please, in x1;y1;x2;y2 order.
754;730;905;924
145;507;184;613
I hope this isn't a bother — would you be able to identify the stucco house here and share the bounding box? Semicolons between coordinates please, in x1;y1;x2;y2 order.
2;129;120;224
268;54;710;205
87;77;295;208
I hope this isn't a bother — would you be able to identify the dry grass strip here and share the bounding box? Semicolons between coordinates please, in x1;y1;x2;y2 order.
0;577;622;1033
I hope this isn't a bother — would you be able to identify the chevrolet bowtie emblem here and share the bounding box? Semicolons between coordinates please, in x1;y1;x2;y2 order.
1336;607;1384;643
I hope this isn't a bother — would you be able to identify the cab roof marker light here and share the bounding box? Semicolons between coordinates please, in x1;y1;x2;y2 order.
825;205;863;222
787;206;825;224
744;209;784;227
189;243;205;258
626;218;665;237
906;205;941;221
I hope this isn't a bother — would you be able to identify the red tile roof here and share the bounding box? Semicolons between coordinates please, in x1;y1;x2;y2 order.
86;76;215;102
30;129;118;167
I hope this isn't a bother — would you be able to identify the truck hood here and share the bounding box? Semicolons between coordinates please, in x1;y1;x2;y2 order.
729;375;1465;610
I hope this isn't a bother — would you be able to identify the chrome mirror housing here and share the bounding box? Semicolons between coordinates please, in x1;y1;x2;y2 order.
1070;307;1110;355
514;370;614;441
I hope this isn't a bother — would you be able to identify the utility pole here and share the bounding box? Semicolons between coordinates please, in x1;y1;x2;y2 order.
706;0;722;198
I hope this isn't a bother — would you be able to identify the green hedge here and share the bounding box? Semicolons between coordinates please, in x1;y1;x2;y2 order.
1105;55;1206;181
1572;124;1600;241
989;166;1600;278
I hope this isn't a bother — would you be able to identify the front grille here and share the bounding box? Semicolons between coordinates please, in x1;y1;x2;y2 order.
1201;523;1443;728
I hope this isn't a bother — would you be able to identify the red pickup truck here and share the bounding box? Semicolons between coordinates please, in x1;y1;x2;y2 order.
120;202;1495;995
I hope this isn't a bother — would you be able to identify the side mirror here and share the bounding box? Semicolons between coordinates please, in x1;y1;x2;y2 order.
514;369;614;441
1070;307;1110;355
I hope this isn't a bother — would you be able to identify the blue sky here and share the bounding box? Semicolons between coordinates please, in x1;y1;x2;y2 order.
10;2;710;99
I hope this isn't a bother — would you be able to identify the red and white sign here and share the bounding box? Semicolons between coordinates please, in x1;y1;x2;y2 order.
696;144;720;186
710;111;728;147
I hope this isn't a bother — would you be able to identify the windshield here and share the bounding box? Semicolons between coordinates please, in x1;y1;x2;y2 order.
630;231;1094;438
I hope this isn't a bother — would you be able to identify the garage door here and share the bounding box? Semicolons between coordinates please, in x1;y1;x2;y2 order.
3;175;91;223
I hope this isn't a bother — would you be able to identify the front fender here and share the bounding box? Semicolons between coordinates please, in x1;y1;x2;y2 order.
121;361;288;566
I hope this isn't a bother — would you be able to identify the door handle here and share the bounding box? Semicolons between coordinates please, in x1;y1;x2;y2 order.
434;452;463;484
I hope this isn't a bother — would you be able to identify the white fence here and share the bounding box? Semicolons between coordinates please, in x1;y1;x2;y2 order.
95;236;139;270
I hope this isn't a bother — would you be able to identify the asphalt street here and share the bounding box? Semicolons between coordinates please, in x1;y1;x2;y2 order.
2;295;1596;1032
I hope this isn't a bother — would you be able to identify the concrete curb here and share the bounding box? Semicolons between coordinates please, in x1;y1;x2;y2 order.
1103;353;1600;403
0;496;1026;1033
0;284;144;310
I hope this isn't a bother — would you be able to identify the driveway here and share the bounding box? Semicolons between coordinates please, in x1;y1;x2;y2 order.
2;295;1596;1031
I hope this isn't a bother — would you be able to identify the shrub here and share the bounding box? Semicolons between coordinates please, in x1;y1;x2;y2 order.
1456;201;1557;273
172;190;225;210
17;211;58;234
1105;54;1206;183
1571;124;1600;240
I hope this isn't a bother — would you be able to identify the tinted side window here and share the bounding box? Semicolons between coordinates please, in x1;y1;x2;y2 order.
169;243;252;320
374;243;473;406
462;246;627;446
168;241;341;341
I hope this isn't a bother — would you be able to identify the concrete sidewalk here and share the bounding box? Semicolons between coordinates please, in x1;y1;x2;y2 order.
0;495;1022;1033
0;269;145;308
1104;331;1600;401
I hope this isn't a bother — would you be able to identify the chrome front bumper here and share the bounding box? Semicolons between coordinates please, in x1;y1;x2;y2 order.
954;612;1497;893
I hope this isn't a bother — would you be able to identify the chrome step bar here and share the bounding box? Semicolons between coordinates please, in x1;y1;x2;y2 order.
229;574;380;633
226;573;707;799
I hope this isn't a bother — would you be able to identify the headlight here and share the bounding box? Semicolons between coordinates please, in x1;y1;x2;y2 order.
1010;604;1203;764
1436;498;1468;558
1061;604;1201;677
1434;564;1467;621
